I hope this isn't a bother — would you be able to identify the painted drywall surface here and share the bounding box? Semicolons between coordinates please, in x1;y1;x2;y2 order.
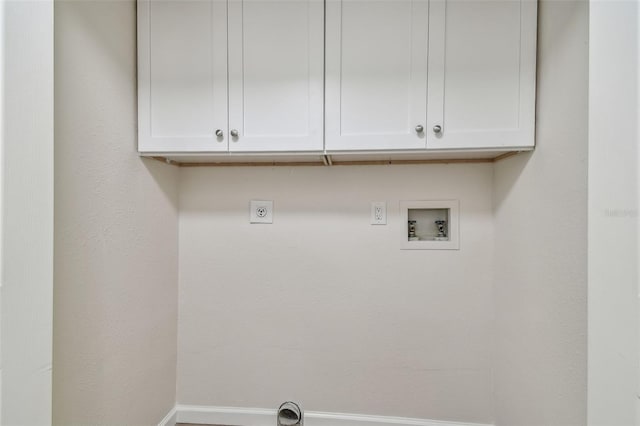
53;1;179;424
1;0;54;424
0;0;3;418
588;1;639;424
492;0;588;425
177;164;495;424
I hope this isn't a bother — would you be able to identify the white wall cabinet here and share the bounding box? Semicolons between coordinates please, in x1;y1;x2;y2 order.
426;0;537;150
325;0;430;151
138;0;537;162
138;0;324;153
138;0;228;153
227;0;324;152
326;0;537;153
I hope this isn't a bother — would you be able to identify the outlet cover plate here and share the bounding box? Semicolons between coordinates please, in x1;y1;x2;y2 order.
371;201;387;225
250;200;273;224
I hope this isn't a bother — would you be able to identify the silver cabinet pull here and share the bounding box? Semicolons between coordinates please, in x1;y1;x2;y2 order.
433;125;442;134
215;129;223;137
415;125;424;133
230;129;239;138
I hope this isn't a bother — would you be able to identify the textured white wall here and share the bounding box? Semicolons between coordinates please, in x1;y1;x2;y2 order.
1;0;54;424
0;0;3;416
588;1;639;424
53;1;179;424
492;0;588;425
50;0;593;423
177;164;495;424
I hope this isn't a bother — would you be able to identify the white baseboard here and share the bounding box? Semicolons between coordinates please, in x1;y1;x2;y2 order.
158;406;177;426
159;404;493;426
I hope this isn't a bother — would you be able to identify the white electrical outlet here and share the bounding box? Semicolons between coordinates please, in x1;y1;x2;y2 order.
250;200;273;224
371;202;387;225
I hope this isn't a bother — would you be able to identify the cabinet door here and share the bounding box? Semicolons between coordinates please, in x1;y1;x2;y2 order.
426;0;537;150
227;0;324;152
138;0;228;153
325;0;429;151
